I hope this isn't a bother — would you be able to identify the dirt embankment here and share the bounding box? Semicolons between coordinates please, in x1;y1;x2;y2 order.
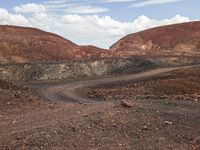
0;57;199;82
0;58;158;81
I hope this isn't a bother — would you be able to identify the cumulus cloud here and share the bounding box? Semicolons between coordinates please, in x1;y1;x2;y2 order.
14;3;46;13
0;8;30;26
0;7;192;48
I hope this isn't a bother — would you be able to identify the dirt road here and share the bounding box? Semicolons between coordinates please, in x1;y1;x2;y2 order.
37;65;200;103
2;65;200;150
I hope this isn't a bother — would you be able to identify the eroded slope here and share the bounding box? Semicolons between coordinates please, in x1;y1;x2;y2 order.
0;25;108;64
110;21;200;57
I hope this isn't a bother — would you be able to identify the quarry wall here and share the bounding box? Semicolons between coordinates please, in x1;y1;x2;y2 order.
0;59;133;81
0;57;196;81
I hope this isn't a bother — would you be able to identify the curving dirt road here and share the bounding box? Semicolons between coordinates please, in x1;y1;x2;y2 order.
3;64;200;149
39;65;200;103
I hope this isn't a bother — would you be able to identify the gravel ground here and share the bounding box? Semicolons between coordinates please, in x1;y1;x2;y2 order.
1;67;200;150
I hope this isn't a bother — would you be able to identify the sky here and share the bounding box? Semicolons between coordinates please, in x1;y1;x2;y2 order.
0;0;199;48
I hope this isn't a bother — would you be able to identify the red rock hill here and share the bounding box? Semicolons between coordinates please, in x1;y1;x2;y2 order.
110;21;200;57
0;25;107;64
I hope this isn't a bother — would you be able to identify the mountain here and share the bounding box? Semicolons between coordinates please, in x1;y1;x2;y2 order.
110;21;200;57
0;25;108;64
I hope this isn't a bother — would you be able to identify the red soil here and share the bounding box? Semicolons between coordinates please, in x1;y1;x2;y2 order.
110;21;200;56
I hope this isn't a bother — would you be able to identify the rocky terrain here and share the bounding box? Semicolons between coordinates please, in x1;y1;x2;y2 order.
1;21;200;150
0;58;160;81
0;57;166;81
0;56;199;81
110;21;200;57
85;66;200;102
1;66;200;150
1;22;200;82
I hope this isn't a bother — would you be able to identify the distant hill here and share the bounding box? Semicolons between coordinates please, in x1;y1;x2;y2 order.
0;25;107;64
1;22;200;64
110;21;200;57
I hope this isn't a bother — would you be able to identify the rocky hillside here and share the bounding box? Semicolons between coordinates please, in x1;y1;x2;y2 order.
0;25;108;64
110;21;200;57
0;58;161;81
1;22;200;65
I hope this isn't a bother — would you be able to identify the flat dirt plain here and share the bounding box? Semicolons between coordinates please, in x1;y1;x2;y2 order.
1;66;200;150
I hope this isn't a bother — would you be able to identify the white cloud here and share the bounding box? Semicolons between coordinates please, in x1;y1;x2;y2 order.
101;0;136;2
131;0;182;7
65;5;108;14
0;8;30;26
14;3;46;13
42;0;69;5
41;0;108;14
0;7;193;48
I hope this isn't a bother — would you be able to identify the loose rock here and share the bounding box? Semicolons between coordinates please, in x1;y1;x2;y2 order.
121;100;135;108
164;121;173;125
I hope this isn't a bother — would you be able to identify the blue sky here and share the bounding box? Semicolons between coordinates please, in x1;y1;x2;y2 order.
0;0;199;48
